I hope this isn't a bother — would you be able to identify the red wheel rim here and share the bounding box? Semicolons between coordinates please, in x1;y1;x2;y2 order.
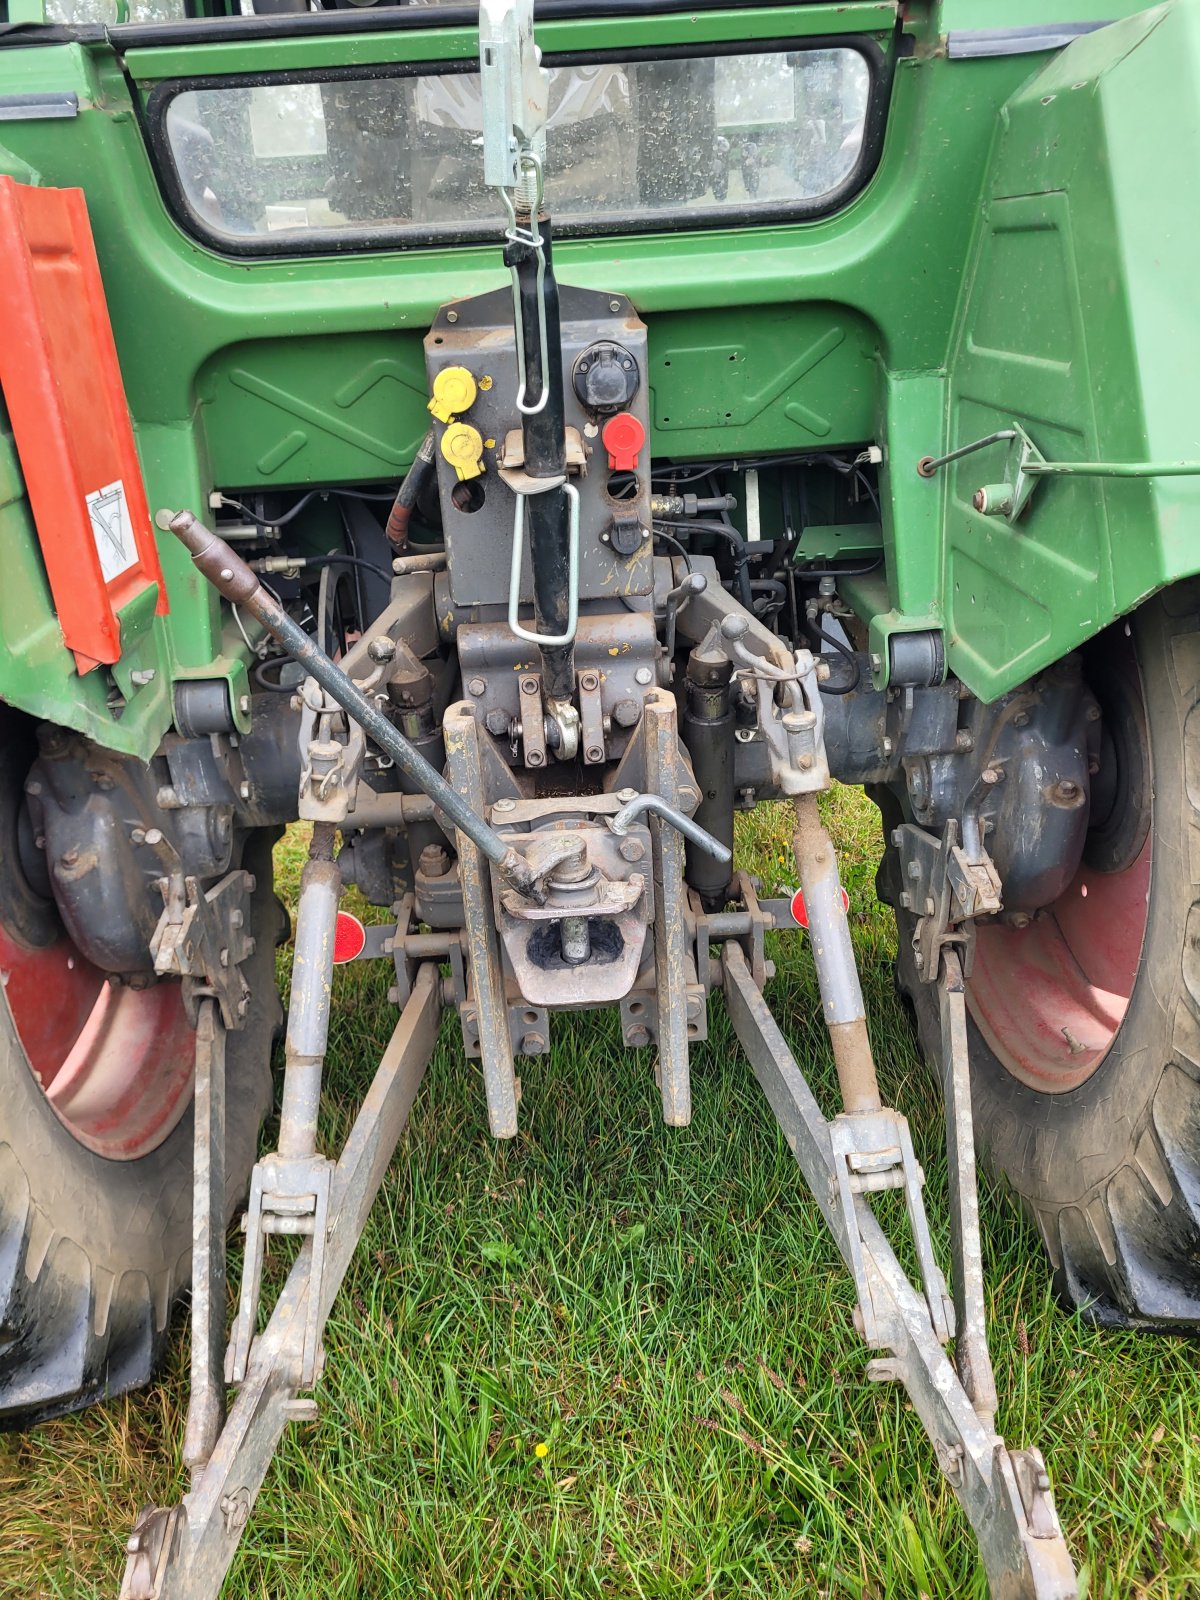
0;924;195;1159
966;836;1151;1093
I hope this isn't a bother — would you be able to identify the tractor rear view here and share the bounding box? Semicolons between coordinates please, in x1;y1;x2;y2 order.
0;0;1197;1593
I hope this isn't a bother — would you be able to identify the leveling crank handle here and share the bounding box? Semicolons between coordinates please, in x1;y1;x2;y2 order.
157;508;544;902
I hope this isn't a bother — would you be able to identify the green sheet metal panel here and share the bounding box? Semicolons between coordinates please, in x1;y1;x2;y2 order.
942;3;1200;700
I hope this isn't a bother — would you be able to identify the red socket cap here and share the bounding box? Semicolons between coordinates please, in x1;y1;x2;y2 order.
602;411;646;472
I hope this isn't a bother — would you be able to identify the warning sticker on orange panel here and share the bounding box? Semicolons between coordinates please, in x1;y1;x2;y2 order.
85;480;138;584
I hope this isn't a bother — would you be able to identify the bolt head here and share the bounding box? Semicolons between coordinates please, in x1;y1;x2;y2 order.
616;788;638;803
467;677;487;697
634;666;653;686
239;694;252;714
367;636;396;664
239;781;251;800
493;797;516;813
446;309;459;323
609;298;621;312
619;838;645;863
627;1025;650;1048
870;653;883;673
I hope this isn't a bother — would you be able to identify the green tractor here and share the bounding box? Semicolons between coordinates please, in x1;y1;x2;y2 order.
0;0;1196;1591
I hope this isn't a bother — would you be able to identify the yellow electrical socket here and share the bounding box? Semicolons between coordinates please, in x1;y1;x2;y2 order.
428;365;478;423
441;422;485;481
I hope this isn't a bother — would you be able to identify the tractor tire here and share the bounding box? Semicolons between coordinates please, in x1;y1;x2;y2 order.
889;588;1200;1329
0;731;282;1423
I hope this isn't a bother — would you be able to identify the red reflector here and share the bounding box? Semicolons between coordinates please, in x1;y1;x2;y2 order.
601;410;646;472
333;911;367;964
789;885;850;930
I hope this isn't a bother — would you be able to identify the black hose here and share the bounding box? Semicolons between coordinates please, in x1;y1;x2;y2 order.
386;429;436;549
303;553;393;586
249;553;393;586
651;528;694;572
811;622;862;695
228;487;399;532
657;517;754;609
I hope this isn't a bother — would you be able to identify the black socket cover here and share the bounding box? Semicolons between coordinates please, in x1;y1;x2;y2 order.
572;341;640;413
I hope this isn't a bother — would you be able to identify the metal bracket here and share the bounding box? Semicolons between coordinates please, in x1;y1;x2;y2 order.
918;421;1200;522
226;1154;333;1390
894;818;1002;982
829;1110;954;1348
121;1504;185;1600
478;0;548;190
150;867;254;1029
297;678;367;824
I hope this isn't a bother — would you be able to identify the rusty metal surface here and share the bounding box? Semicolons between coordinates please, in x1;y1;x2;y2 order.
644;689;691;1127
456;609;656;769
493;816;652;1008
444;702;519;1138
181;1001;226;1481
938;949;998;1428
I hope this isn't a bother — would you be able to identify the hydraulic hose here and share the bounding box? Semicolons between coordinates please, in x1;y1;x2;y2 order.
157;508;542;902
385;428;436;550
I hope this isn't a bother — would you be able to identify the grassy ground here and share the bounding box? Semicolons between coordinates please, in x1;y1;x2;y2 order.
3;790;1199;1599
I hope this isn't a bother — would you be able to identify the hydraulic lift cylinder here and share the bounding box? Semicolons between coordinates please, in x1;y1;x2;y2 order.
682;649;734;909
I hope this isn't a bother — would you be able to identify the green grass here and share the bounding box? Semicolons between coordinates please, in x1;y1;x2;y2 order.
3;790;1199;1598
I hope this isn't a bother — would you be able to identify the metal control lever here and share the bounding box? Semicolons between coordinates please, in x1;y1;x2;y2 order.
158;510;543;903
609;792;732;864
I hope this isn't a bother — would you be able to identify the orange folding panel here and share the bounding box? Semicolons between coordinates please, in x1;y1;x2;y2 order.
0;176;167;674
